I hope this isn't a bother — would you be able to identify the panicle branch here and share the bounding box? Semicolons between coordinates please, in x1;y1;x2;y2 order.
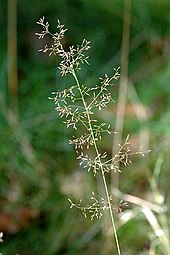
68;192;128;220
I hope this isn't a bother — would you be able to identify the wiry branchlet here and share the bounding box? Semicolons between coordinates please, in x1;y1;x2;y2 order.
113;200;129;213
68;192;128;220
112;134;150;166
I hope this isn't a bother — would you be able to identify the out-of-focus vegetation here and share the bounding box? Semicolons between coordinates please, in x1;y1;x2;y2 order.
0;0;170;254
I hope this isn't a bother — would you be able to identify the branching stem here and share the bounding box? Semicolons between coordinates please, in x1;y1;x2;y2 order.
72;69;121;255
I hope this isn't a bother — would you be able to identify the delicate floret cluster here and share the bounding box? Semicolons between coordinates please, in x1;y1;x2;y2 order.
36;17;90;76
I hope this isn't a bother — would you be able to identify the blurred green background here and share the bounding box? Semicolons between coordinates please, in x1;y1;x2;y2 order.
0;0;170;254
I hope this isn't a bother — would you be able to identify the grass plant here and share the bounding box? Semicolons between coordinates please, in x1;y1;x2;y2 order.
36;17;150;254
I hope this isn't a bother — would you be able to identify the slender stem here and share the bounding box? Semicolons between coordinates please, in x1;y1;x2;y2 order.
88;75;115;109
8;0;18;115
72;70;121;255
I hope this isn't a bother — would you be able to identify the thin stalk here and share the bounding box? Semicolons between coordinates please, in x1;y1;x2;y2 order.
8;0;18;115
72;70;121;255
112;0;131;189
